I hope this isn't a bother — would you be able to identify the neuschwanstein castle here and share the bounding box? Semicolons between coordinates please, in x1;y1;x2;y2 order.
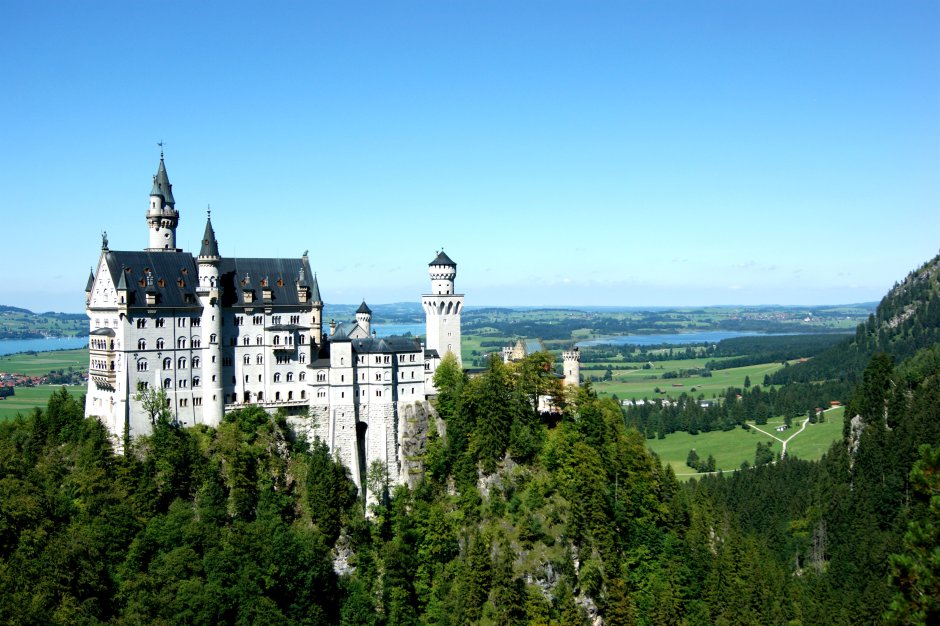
84;154;463;489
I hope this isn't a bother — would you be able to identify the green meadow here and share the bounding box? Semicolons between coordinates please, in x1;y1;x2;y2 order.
0;385;84;422
646;407;845;480
0;349;87;376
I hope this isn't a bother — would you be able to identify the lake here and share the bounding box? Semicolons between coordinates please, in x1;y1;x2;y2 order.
0;337;89;357
372;323;425;338
576;331;808;347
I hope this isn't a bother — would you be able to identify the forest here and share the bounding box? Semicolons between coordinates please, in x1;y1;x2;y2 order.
0;255;938;624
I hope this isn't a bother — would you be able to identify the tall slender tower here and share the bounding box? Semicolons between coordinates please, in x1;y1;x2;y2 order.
197;212;224;425
423;251;463;365
146;150;180;251
563;347;581;387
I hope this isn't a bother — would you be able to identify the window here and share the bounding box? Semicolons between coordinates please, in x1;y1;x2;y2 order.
179;379;187;388
256;335;262;346
191;318;200;327
193;377;200;387
317;390;326;398
235;316;243;326
317;372;326;382
177;357;187;369
178;318;187;327
156;338;165;350
253;316;263;325
137;381;149;390
136;319;147;328
275;391;281;401
299;372;306;381
210;333;217;344
257;392;263;401
156;318;165;328
290;315;300;324
288;391;293;401
163;357;171;369
299;334;306;344
376;390;382;397
137;359;148;371
194;397;202;406
286;372;294;382
256;354;263;365
273;335;280;346
179;398;188;407
272;316;281;325
177;337;186;349
192;338;201;348
192;356;200;368
138;338;146;350
243;355;250;365
299;353;306;364
243;336;250;346
301;390;306;399
163;378;171;389
375;373;381;381
222;357;232;366
275;354;289;364
274;373;281;383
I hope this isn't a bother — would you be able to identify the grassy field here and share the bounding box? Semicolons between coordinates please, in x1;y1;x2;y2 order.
646;407;845;480
0;349;87;376
589;359;788;400
0;385;83;421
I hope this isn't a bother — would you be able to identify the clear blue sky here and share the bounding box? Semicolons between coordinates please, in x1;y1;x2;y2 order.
2;1;938;313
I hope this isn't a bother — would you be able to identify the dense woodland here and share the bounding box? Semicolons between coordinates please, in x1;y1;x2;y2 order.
1;256;939;624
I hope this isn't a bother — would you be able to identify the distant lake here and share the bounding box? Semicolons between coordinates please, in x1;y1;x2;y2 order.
0;337;89;357
373;323;424;338
576;331;809;348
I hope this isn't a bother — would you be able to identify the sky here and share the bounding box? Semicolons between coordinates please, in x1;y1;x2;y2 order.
1;1;938;313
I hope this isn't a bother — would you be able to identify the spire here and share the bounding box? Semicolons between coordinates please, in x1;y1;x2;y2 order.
199;211;220;258
116;266;128;291
357;300;372;315
310;273;322;303
85;268;95;292
150;155;176;207
429;249;456;267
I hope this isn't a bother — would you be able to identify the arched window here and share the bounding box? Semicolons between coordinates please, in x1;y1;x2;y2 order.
299;353;306;364
301;390;306;399
137;359;148;371
256;335;263;345
243;336;250;346
273;335;280;346
210;333;217;344
299;334;306;344
288;391;293;401
156;338;165;350
286;372;294;382
163;378;171;389
299;372;306;381
178;357;186;369
192;356;200;368
163;357;171;369
192;337;201;348
257;392;263;401
177;337;186;349
256;354;263;365
274;373;281;383
138;338;146;350
275;391;281;401
243;355;250;365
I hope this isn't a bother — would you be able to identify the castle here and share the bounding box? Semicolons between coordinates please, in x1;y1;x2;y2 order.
84;154;462;490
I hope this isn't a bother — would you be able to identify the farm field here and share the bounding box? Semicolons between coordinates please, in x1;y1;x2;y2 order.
0;385;84;422
0;349;87;376
646;407;844;480
590;359;789;400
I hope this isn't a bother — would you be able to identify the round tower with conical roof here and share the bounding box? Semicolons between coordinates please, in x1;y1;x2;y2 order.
356;301;372;336
423;250;463;365
146;152;180;251
197;212;224;425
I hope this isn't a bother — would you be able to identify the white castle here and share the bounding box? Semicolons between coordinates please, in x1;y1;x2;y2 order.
84;154;462;490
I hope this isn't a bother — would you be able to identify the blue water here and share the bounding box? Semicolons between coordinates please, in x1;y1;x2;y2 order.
372;323;425;338
0;337;89;357
576;331;799;348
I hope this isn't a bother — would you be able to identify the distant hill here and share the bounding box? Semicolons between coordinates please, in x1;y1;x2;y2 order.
772;252;940;386
0;305;86;339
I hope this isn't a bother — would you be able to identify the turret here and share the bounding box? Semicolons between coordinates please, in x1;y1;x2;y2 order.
196;212;224;426
356;301;372;336
423;250;463;366
85;268;95;305
146;151;180;251
563;347;581;387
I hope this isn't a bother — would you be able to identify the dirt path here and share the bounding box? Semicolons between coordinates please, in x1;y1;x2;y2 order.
749;417;810;459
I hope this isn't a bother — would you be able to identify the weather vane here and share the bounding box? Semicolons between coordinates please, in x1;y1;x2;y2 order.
157;140;165;158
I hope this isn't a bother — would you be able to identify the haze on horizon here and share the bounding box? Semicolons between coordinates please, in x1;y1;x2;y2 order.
1;2;937;315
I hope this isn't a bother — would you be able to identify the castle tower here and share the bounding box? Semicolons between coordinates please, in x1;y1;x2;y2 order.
563;347;581;387
197;212;224;425
423;250;463;365
146;151;180;251
356;301;372;336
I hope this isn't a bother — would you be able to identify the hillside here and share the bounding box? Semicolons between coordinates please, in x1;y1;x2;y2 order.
0;306;86;339
772;252;940;386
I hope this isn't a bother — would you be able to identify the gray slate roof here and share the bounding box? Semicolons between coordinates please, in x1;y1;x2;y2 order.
104;250;200;309
430;250;456;267
219;257;315;309
310;274;322;303
350;335;423;354
150;158;176;206
356;301;372;315
199;216;220;258
85;269;95;292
